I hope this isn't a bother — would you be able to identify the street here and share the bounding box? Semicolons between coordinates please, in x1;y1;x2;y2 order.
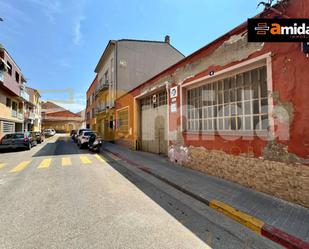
0;134;282;249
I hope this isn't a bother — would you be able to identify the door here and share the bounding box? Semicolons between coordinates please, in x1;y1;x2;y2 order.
140;91;168;155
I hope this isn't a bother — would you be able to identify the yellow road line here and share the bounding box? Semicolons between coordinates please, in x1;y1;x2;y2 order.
0;163;6;169
62;157;72;166
37;158;52;169
95;154;105;162
10;160;32;173
80;156;92;164
209;200;264;234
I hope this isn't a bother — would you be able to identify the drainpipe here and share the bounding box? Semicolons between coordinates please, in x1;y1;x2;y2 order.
166;81;171;152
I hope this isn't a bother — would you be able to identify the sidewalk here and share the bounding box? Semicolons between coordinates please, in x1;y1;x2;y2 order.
101;142;309;245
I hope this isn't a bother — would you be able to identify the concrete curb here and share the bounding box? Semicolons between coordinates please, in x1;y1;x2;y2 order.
102;148;309;249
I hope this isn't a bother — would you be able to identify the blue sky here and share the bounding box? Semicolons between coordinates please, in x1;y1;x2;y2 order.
0;0;263;112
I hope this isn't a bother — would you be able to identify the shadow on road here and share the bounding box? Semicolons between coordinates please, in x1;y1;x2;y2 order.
0;148;28;153
101;151;250;249
32;135;95;157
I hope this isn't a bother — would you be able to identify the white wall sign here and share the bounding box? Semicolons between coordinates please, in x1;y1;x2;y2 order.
171;103;177;113
170;86;178;98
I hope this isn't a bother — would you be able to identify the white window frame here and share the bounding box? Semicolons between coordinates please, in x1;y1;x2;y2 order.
180;53;274;137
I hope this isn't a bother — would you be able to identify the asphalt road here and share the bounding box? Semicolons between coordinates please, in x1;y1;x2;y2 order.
0;134;282;249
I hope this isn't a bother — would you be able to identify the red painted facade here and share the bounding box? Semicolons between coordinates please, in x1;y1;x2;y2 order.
116;0;309;160
0;48;25;97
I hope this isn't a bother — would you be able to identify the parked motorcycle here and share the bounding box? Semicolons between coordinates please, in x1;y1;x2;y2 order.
88;133;102;153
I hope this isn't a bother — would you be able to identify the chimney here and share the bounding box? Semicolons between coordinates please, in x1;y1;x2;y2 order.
164;35;170;44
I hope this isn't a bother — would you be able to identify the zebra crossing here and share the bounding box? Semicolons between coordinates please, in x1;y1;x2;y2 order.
0;154;107;175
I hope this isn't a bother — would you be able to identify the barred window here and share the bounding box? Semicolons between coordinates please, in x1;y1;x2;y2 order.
186;66;269;132
2;121;14;133
117;108;129;134
140;91;167;110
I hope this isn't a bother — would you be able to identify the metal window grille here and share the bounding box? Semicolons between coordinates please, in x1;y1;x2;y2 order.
186;66;268;132
140;91;167;110
2;121;14;133
118;109;129;133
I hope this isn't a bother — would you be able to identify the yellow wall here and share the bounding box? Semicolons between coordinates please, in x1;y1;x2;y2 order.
96;89;115;141
0;89;24;138
114;93;137;149
42;121;81;133
96;108;115;141
0;89;23;123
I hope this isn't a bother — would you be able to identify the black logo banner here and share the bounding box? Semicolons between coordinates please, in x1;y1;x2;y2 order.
248;19;309;42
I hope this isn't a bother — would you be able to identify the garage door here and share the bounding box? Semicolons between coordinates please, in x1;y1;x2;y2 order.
140;91;168;155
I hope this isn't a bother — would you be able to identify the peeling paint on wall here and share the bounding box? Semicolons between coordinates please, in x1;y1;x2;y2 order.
271;91;295;124
173;33;264;84
262;141;309;164
139;33;264;94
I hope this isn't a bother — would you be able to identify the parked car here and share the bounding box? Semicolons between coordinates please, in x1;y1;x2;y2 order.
88;133;102;152
74;128;91;143
77;131;96;148
30;131;45;144
0;132;37;151
43;129;56;137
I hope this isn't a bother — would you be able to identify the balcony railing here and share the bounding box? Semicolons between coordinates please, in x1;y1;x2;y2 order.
24;111;36;120
20;89;30;102
11;109;17;117
95;80;109;95
18;112;23;120
96;103;110;113
0;70;4;82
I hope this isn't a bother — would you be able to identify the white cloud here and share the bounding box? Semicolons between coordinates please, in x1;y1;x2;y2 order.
51;94;85;113
29;0;86;46
55;102;85;113
29;0;62;23
73;15;86;46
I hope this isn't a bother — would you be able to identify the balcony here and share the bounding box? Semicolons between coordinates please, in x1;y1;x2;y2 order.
11;109;17;118
20;89;30;102
95;80;109;95
17;112;23;120
24;111;36;120
96;103;109;113
0;70;4;82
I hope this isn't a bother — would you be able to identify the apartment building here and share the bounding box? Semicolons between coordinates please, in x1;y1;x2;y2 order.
94;36;184;142
0;46;28;137
24;87;42;132
86;75;98;130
